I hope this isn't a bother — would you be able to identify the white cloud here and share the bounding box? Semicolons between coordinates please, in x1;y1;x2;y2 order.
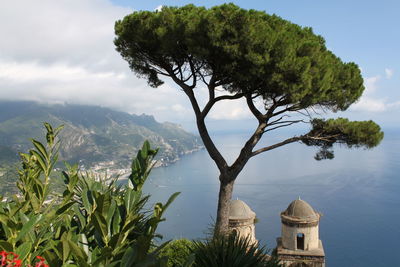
154;5;164;12
385;68;393;79
350;73;399;113
0;0;197;124
363;75;380;94
351;97;387;112
0;0;258;125
208;99;252;120
351;97;400;113
172;104;188;113
0;0;130;70
0;61;124;83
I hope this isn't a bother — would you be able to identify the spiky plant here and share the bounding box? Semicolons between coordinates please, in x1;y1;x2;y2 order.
189;234;280;267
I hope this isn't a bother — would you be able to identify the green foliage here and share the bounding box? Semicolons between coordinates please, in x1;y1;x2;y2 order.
158;239;194;267
0;123;178;266
129;140;159;191
304;118;384;160
189;234;280;267
17;122;63;210
114;3;364;111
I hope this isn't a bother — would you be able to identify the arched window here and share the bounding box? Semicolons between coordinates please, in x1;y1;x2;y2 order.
297;233;305;250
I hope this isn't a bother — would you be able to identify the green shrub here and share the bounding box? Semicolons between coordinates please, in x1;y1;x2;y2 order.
189;234;281;267
0;123;178;266
158;239;194;267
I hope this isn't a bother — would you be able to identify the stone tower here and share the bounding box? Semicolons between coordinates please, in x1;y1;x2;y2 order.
228;199;257;246
276;199;325;267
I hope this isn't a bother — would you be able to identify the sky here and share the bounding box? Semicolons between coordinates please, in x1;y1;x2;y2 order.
0;0;398;132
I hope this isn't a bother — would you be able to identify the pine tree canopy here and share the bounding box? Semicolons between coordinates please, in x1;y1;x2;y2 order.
114;3;383;160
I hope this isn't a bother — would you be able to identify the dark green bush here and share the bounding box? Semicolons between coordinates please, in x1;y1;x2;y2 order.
190;234;281;267
158;238;194;267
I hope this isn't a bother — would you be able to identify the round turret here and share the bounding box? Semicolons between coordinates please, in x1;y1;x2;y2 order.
228;199;257;246
281;199;320;225
276;198;325;267
229;199;256;220
280;199;321;251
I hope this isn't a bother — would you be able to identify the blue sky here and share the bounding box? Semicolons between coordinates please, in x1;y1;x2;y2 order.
0;0;398;131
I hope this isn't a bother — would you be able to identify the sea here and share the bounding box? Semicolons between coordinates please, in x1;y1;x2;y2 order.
136;128;399;267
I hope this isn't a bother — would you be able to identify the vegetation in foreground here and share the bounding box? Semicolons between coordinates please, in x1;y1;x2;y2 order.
0;123;177;266
0;124;280;266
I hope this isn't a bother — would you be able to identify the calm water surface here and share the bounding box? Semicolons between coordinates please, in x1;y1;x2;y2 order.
139;129;399;267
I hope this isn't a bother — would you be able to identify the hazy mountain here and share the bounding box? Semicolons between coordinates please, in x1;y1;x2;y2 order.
0;101;202;169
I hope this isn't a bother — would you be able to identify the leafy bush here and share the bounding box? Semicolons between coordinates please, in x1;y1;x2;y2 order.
189;234;281;267
158;239;194;267
0;123;178;266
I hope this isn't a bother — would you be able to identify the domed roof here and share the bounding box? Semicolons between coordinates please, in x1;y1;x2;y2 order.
281;199;319;222
229;199;256;220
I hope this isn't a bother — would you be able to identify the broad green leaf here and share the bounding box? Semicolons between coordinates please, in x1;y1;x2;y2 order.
56;202;75;216
61;235;71;263
32;139;49;162
124;189;135;212
106;199;117;233
16;214;42;242
54;124;64;135
111;206;121;236
91;247;113;266
0;241;13;252
30;150;47;173
67;240;89;266
32;183;44;202
120;246;136;267
72;205;86;228
92;213;108;242
81;190;92;212
15;242;32;262
43;248;62;267
163;192;180;213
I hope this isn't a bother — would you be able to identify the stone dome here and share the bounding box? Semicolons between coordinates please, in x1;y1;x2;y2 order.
229;199;256;220
281;199;319;222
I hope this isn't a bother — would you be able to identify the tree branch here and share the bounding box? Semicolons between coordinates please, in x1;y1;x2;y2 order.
246;93;263;122
264;120;306;133
201;92;244;118
229;121;268;179
267;115;290;125
187;56;197;89
267;103;302;120
250;133;343;158
169;72;229;174
251;136;304;157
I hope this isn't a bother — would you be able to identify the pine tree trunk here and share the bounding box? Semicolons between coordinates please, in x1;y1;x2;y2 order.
214;178;235;236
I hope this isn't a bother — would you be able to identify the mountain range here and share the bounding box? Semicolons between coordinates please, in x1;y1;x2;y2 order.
0;101;202;169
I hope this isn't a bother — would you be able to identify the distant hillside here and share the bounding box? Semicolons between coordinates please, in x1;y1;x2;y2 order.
0;101;202;169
